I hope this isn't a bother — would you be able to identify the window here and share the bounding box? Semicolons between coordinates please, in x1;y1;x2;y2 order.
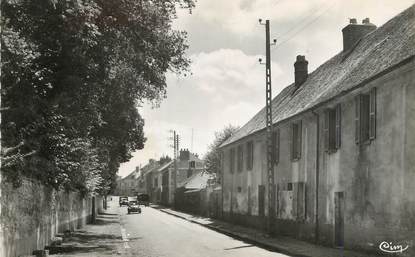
324;104;341;152
355;88;376;144
237;145;244;172
246;141;254;170
189;161;195;168
291;121;302;161
230;148;235;174
272;129;280;164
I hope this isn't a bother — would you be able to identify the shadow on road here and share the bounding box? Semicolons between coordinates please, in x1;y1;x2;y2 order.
47;215;122;255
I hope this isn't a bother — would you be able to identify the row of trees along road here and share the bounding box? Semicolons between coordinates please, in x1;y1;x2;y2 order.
1;0;195;196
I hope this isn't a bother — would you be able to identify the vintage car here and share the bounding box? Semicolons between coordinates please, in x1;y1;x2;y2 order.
119;196;129;207
127;201;141;214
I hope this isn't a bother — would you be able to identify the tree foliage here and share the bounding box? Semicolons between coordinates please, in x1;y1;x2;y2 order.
204;125;239;178
1;0;194;195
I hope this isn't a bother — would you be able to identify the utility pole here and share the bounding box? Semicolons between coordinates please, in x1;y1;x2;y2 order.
259;19;276;234
169;130;180;206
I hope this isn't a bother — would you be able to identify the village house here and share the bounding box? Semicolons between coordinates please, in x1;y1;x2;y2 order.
220;5;414;255
115;167;141;196
151;149;205;206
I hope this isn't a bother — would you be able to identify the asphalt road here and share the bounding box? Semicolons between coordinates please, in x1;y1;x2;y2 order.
117;204;291;257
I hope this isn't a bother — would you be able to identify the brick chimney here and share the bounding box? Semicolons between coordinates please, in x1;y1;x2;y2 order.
179;149;190;161
294;55;308;88
342;18;376;52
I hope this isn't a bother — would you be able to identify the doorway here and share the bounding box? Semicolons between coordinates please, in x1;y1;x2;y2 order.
258;185;265;217
334;192;345;247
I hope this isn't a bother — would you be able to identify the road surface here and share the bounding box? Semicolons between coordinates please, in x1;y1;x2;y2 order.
118;204;291;257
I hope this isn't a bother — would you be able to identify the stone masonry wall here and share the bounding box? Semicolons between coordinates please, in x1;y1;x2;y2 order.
0;177;102;257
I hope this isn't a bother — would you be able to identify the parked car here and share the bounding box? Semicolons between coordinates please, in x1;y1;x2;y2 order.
119;196;129;207
137;193;150;206
127;201;141;214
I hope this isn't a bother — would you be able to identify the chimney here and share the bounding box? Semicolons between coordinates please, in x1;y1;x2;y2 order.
179;149;190;161
294;55;308;88
342;18;376;52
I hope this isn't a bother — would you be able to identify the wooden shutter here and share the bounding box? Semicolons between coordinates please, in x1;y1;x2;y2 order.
369;88;376;140
238;145;243;172
272;131;277;164
275;128;280;164
291;123;296;160
246;142;253;170
272;129;280;164
230;148;235;173
324;110;330;151
297;121;302;159
335;104;341;149
355;95;361;144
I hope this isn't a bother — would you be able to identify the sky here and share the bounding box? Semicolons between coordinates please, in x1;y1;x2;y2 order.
118;0;414;178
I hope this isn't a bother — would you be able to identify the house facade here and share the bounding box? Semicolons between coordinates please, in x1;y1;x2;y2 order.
115;167;141;196
155;149;206;206
220;6;414;255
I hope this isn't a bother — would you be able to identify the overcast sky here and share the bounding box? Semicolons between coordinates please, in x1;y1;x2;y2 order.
118;0;413;177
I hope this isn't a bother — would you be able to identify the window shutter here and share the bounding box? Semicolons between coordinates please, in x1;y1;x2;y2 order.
230;148;235;173
369;88;376;140
324;110;330;151
272;131;277;164
355;95;361;144
297;121;302;159
291;124;295;160
275;128;280;164
251;142;254;170
335;104;341;149
272;129;280;164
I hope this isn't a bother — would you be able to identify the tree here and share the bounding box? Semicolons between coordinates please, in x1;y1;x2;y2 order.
1;0;195;194
204;125;239;179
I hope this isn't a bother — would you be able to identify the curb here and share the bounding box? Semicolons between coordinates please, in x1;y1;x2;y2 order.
155;208;309;257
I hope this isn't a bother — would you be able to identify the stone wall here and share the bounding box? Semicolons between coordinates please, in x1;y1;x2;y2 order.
0;177;102;257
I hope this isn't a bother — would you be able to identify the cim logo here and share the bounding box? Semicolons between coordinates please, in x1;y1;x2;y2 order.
379;241;409;254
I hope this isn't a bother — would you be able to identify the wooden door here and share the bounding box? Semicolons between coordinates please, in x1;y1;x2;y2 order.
334;192;345;247
258;185;265;217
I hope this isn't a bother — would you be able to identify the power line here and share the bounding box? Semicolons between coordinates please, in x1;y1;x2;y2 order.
275;1;337;50
276;0;332;41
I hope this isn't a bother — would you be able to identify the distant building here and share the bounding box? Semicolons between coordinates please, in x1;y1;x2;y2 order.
149;149;205;206
115;167;141;196
220;6;415;254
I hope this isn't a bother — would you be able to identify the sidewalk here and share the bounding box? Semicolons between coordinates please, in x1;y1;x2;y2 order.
152;205;381;257
48;202;125;257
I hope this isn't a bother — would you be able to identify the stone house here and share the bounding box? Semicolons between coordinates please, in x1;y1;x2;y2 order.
220;5;414;255
115;167;141;196
153;149;205;206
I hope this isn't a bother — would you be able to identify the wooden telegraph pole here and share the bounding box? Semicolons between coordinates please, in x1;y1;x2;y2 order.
259;19;276;234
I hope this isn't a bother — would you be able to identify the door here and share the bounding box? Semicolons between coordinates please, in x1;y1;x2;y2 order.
258;185;265;217
248;186;252;215
334;192;345;247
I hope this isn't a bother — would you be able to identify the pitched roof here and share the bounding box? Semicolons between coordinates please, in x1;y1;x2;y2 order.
177;171;214;190
221;5;415;147
140;161;160;175
157;160;174;172
123;169;140;180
